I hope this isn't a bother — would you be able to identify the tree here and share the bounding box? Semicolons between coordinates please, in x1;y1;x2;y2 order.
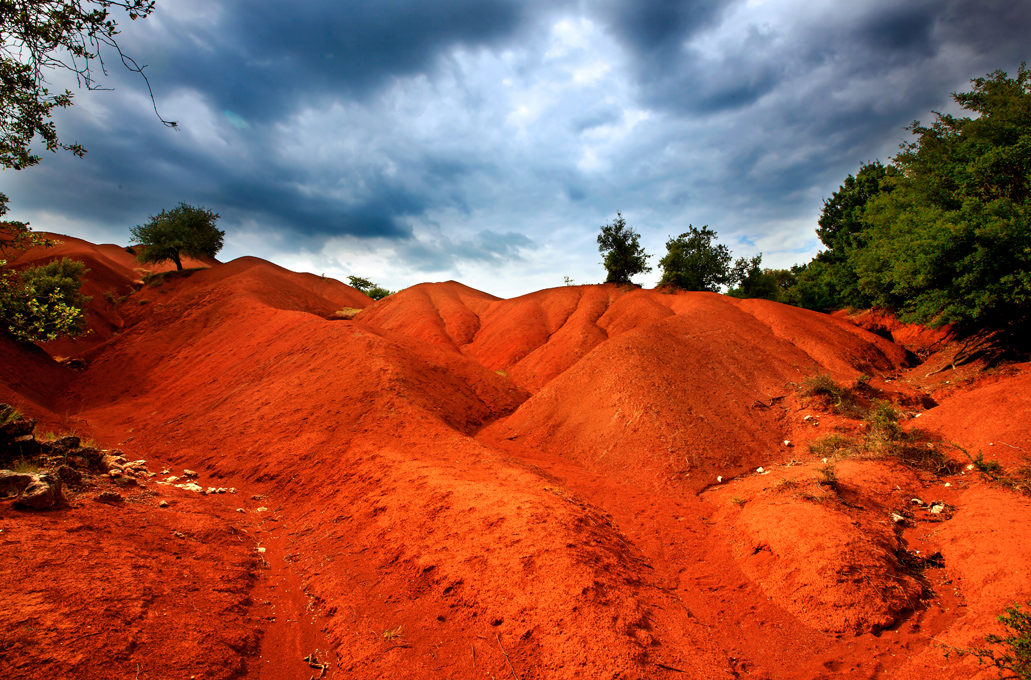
727;254;796;302
849;64;1031;328
346;275;394;300
657;225;732;292
597;212;651;285
1;0;175;170
130;203;224;271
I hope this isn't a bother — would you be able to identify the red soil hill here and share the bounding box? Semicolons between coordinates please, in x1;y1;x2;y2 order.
2;239;1030;680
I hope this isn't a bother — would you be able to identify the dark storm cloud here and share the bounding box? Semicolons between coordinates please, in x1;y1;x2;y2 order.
8;0;1031;295
148;0;534;122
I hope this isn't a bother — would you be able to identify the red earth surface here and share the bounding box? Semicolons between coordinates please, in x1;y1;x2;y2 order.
2;235;1030;679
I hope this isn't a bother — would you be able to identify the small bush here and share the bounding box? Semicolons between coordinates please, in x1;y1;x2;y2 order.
800;374;861;415
969;451;1006;480
817;463;838;486
865;399;905;445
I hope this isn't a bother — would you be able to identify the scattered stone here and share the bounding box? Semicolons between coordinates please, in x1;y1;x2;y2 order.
229;487;237;494
182;470;198;478
890;512;905;523
158;500;169;508
173;531;186;539
177;483;203;493
112;475;138;488
205;487;217;495
0;470;35;498
911;498;925;506
165;475;179;483
161;469;170;475
95;490;123;504
256;507;268;513
108;469;123;478
236;508;245;513
14;473;63;510
100;454;124;473
55;465;83;488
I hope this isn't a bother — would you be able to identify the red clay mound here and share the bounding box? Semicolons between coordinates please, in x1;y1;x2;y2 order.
355;280;499;350
6;237;1031;680
481;291;909;492
913;365;1031;466
0;334;71;420
706;460;925;635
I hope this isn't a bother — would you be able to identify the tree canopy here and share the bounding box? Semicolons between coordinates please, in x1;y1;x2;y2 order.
346;275;394;300
130;203;224;271
657;225;732;292
792;64;1031;329
1;0;174;170
597;212;651;285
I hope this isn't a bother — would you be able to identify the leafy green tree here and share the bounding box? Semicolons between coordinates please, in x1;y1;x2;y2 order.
0;257;89;342
727;254;796;302
1;0;175;170
346;275;393;300
130;203;224;271
657;225;732;292
849;64;1031;328
0;193;87;343
597;212;651;285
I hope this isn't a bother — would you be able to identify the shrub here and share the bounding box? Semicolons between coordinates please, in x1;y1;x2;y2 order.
800;374;862;416
0;257;89;342
961;601;1031;679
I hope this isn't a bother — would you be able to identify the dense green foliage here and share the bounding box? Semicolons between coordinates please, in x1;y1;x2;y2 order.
727;254;797;302
793;65;1031;329
1;0;171;170
346;275;393;300
598;213;651;285
658;225;732;292
0;257;88;342
1;192;86;343
130;203;224;271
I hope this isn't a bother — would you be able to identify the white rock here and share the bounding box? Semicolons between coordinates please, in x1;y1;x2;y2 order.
236;508;245;513
256;506;268;513
205;487;217;495
256;547;266;553
716;476;722;483
966;464;976;471
891;513;905;523
756;467;765;474
930;503;946;514
944;482;952;488
228;487;237;494
165;475;179;483
782;440;792;447
158;500;169;508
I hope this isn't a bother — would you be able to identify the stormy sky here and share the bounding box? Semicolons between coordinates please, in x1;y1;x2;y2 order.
2;0;1028;297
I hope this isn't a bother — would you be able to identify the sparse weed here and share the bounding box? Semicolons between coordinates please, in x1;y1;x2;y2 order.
495;370;508;378
817;463;838;487
11;457;40;473
800;374;862;416
0;404;21;426
968;451;1005;480
382;626;404;640
731;496;748;506
809;434;860;458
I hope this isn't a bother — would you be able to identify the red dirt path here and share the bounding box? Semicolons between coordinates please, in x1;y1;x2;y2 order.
2;238;1030;679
